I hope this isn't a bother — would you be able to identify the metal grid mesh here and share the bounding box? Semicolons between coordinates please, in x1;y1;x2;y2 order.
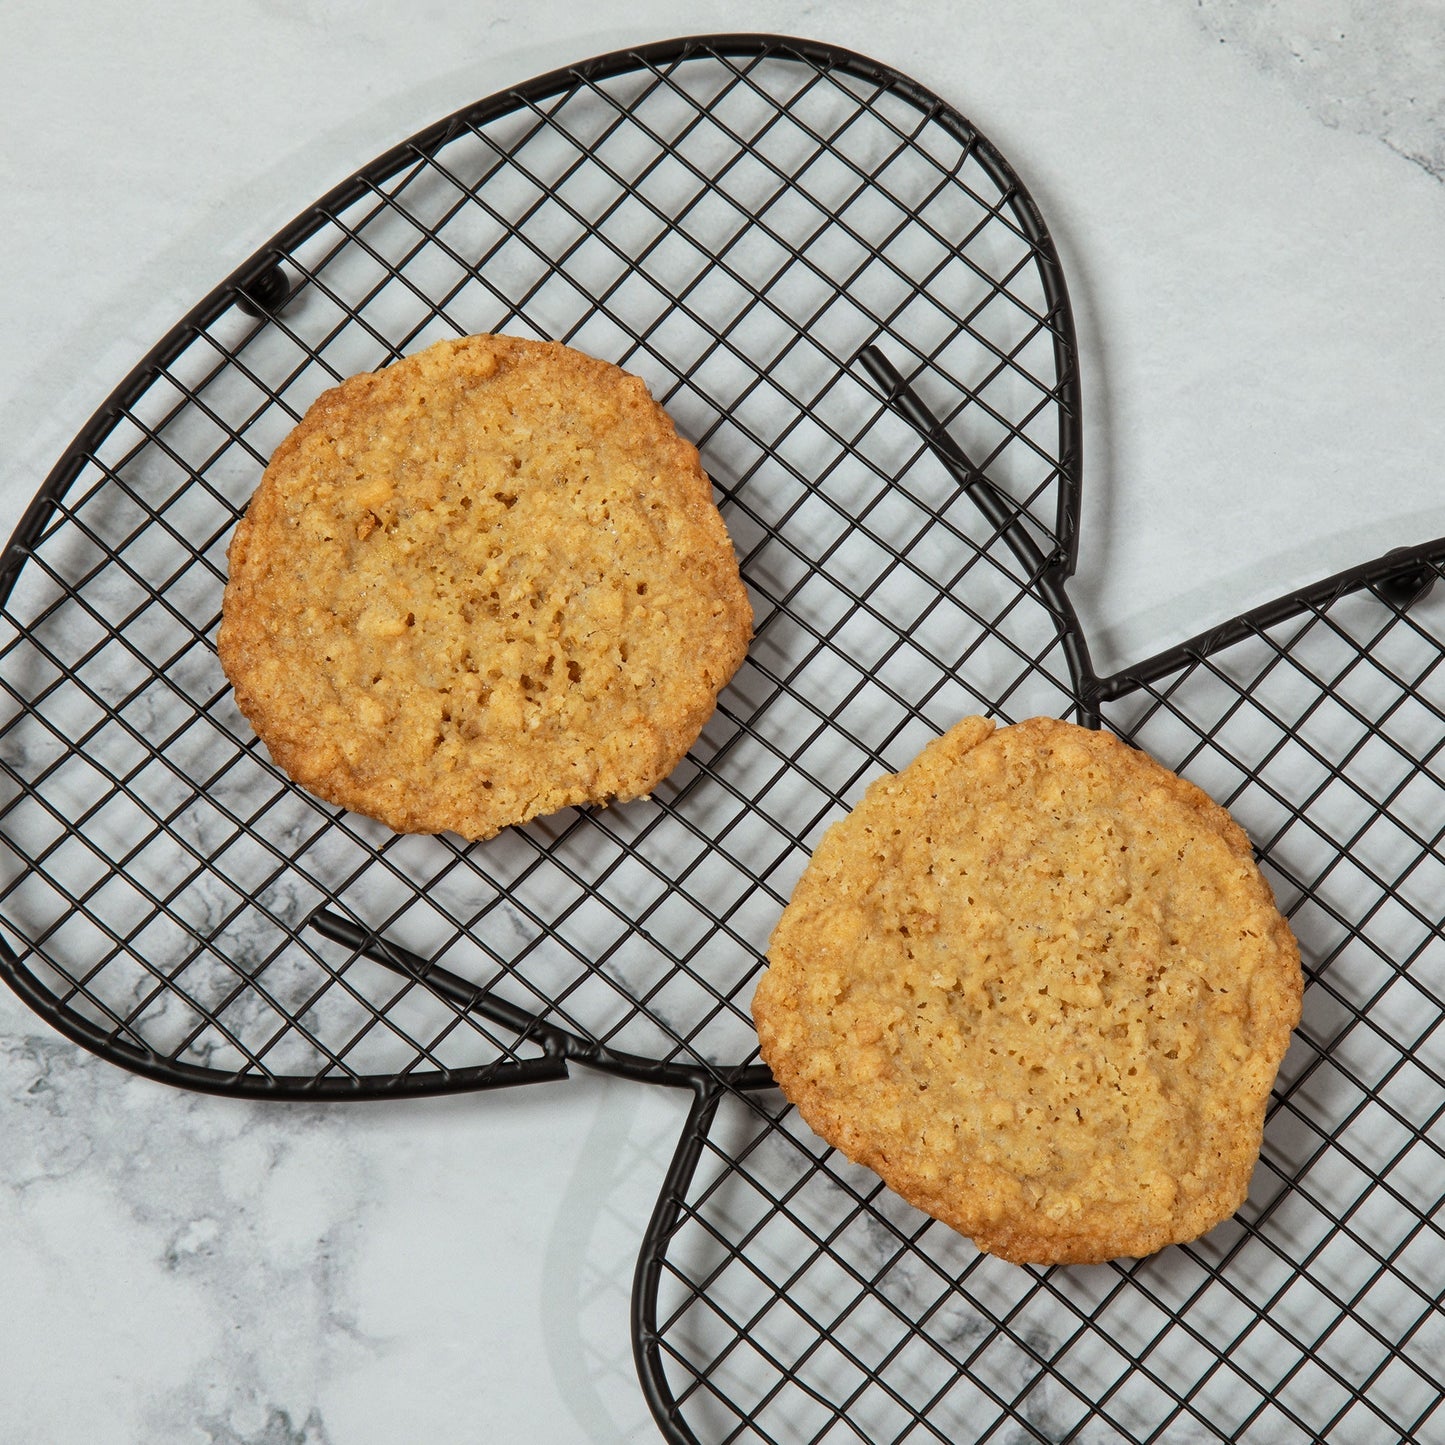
2;33;1439;1445
643;558;1445;1443
0;38;1077;1092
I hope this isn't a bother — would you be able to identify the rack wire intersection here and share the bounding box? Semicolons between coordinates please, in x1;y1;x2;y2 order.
1;34;1441;1445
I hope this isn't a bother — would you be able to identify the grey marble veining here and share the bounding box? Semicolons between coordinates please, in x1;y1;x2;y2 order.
4;1028;362;1441
1193;0;1445;181
2;1015;677;1441
4;1;1445;1440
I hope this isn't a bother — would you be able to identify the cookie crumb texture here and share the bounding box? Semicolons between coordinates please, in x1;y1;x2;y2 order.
754;717;1302;1265
219;335;752;839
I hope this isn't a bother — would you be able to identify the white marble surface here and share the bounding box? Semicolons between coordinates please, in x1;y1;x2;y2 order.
3;2;1445;1440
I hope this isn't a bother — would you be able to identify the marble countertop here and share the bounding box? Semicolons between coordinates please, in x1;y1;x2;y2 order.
3;3;1444;1441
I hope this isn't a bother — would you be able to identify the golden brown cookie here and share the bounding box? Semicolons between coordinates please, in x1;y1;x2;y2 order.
753;716;1302;1265
219;334;751;839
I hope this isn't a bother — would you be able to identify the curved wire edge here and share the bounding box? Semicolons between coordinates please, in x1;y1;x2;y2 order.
0;32;1085;1102
633;1077;725;1445
1094;542;1445;701
0;31;1085;604
0;947;569;1100
857;345;1099;726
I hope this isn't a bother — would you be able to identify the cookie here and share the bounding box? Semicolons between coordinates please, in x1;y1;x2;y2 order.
219;334;752;839
753;716;1302;1265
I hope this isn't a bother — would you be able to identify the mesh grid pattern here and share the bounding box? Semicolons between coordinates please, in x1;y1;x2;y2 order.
3;35;1439;1445
0;38;1077;1089
644;559;1445;1443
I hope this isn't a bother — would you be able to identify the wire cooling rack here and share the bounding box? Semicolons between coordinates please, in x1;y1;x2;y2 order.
1;33;1441;1445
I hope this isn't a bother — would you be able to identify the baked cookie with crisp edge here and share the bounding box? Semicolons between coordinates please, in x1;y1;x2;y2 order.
219;334;752;840
753;715;1303;1265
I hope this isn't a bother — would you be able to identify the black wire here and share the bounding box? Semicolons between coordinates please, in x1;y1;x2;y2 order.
1;33;1440;1445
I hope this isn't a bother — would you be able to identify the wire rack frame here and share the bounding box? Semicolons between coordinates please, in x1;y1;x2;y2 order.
636;536;1445;1444
0;33;1083;1100
1;31;1441;1445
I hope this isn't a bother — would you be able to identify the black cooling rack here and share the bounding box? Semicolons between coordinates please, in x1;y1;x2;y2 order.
1;34;1441;1445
